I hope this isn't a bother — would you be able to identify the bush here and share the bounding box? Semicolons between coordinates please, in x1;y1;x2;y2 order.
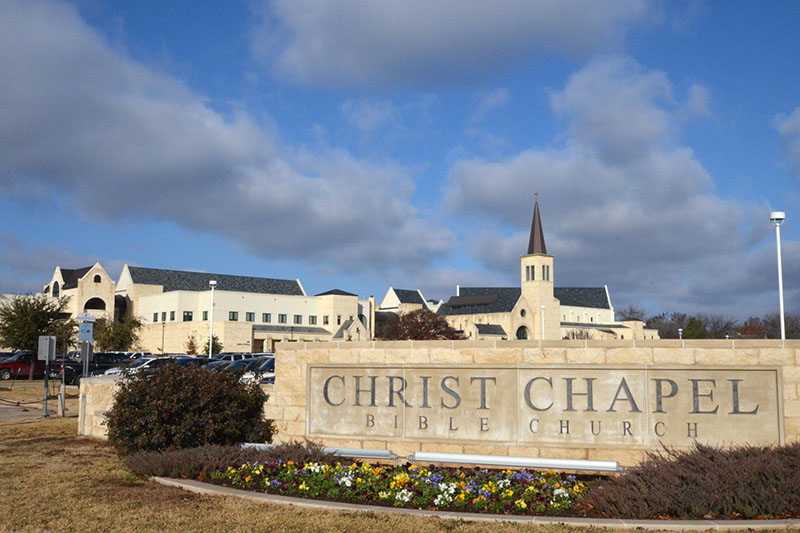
125;441;337;481
579;442;800;519
106;363;274;455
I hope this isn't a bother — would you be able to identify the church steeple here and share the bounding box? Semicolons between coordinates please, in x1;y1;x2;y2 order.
527;199;546;255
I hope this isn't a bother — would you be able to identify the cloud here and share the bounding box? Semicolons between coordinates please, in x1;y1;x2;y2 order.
253;0;651;88
471;89;510;122
774;107;800;179
445;56;794;317
0;0;454;278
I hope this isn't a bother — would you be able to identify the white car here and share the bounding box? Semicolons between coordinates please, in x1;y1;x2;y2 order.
240;357;275;385
104;357;170;376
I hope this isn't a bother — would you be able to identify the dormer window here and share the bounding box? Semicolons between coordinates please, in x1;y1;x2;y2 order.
52;281;59;297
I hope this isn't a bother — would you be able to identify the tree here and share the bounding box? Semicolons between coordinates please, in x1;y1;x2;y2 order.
682;317;708;339
762;312;800;339
203;334;223;355
93;316;143;351
616;304;645;321
740;317;768;338
697;314;741;339
646;312;688;339
381;309;464;340
185;333;199;355
0;294;76;378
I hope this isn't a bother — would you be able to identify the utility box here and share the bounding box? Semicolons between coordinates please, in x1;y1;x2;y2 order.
38;335;56;361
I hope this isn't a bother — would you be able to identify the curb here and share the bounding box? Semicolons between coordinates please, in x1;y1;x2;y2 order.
152;477;800;531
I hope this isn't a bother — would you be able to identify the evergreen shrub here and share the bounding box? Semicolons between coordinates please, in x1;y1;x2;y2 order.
106;362;274;455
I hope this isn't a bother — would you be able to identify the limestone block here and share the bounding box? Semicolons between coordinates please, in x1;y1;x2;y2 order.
413;340;455;349
757;349;795;366
694;348;753;365
782;384;798;400
390;441;422;458
360;439;389;451
784;400;800;418
462;444;509;456
285;420;306;438
327;349;359;364
524;348;567;364
456;341;497;348
783;366;800;385
506;446;541;458
536;446;588;460
653;348;695;365
319;438;365;450
430;348;471;364
683;340;731;348
587;448;647;467
294;350;330;364
496;340;539;349
420;442;465;454
282;406;306;422
605;348;653;365
473;348;520;365
784;417;800;441
358;349;387;364
263;406;284;421
639;340;681;348
565;348;606;364
375;341;414;349
543;340;583;348
587;340;634;348
385;349;430;364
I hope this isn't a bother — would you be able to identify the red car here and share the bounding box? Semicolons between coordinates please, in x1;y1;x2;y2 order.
0;352;47;380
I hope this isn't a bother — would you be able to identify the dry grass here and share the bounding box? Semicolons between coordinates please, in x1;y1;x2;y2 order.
0;417;794;533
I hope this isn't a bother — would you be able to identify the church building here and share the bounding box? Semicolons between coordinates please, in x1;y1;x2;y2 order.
438;201;658;341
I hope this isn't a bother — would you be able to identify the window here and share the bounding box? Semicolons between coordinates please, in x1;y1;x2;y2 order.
278;314;287;324
161;312;166;322
229;311;238;321
170;311;175;321
183;311;193;322
525;265;530;281
262;313;271;323
294;314;302;324
337;315;342;325
520;309;526;317
93;274;101;283
202;310;208;321
309;315;317;325
542;265;546;281
52;281;59;297
246;312;255;322
153;313;158;322
323;315;329;325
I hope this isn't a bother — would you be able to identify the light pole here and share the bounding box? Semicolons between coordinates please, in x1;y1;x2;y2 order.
770;211;786;341
540;305;546;340
209;280;217;356
161;321;166;353
678;328;683;340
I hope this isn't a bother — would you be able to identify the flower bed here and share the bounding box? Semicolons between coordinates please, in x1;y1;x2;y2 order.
210;460;587;515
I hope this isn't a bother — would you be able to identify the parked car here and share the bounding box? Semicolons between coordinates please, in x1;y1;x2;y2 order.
0;352;46;380
240;356;275;385
173;356;209;368
104;357;173;376
57;351;136;385
210;352;251;362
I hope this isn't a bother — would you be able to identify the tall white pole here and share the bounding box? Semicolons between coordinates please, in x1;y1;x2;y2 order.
209;280;217;355
540;305;546;340
775;222;786;341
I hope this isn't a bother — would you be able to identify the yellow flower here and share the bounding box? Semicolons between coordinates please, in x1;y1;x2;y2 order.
299;482;309;491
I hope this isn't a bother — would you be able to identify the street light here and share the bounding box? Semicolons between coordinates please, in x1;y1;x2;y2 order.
209;280;217;356
678;328;683;340
770;211;786;341
540;305;546;340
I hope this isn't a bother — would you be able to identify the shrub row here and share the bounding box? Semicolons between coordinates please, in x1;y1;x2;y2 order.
578;442;800;519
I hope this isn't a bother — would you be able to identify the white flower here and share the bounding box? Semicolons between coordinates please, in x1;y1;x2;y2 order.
395;489;413;503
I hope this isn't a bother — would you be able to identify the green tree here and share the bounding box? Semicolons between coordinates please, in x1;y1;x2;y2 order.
203;334;222;355
0;294;75;379
682;316;708;339
381;309;464;340
93;316;143;351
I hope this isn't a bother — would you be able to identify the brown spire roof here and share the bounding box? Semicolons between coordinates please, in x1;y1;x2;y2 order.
527;200;547;254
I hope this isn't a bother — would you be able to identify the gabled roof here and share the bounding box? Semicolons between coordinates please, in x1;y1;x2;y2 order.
527;200;547;255
554;287;610;309
315;289;356;297
126;266;303;296
393;289;425;305
439;287;521;316
333;318;355;339
475;324;507;336
60;267;93;289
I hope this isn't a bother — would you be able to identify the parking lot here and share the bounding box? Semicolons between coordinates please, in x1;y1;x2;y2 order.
0;381;80;423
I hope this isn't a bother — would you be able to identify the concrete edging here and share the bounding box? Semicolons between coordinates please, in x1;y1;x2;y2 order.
152;477;800;531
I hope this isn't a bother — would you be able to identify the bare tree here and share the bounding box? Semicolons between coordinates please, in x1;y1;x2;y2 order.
616;304;645;321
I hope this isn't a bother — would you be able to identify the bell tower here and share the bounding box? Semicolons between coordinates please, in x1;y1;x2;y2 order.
520;199;559;339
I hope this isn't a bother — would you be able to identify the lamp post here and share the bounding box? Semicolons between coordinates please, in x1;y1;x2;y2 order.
208;280;217;356
539;305;546;340
161;321;166;353
678;328;683;340
770;211;786;341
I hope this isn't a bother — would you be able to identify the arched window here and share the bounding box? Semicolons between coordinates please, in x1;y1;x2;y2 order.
516;326;528;340
93;274;102;283
83;297;106;311
520;309;526;317
52;281;60;297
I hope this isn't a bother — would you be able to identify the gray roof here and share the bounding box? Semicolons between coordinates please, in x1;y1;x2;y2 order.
127;266;304;295
252;325;330;335
394;289;425;304
315;289;356;297
475;324;507;336
554;287;610;309
333;318;355;339
561;321;628;329
60;266;93;289
439;287;521;316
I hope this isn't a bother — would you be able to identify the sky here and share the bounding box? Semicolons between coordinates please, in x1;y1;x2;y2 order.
0;0;798;320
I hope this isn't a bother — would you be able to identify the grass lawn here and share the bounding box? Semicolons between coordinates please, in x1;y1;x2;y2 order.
0;409;792;533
